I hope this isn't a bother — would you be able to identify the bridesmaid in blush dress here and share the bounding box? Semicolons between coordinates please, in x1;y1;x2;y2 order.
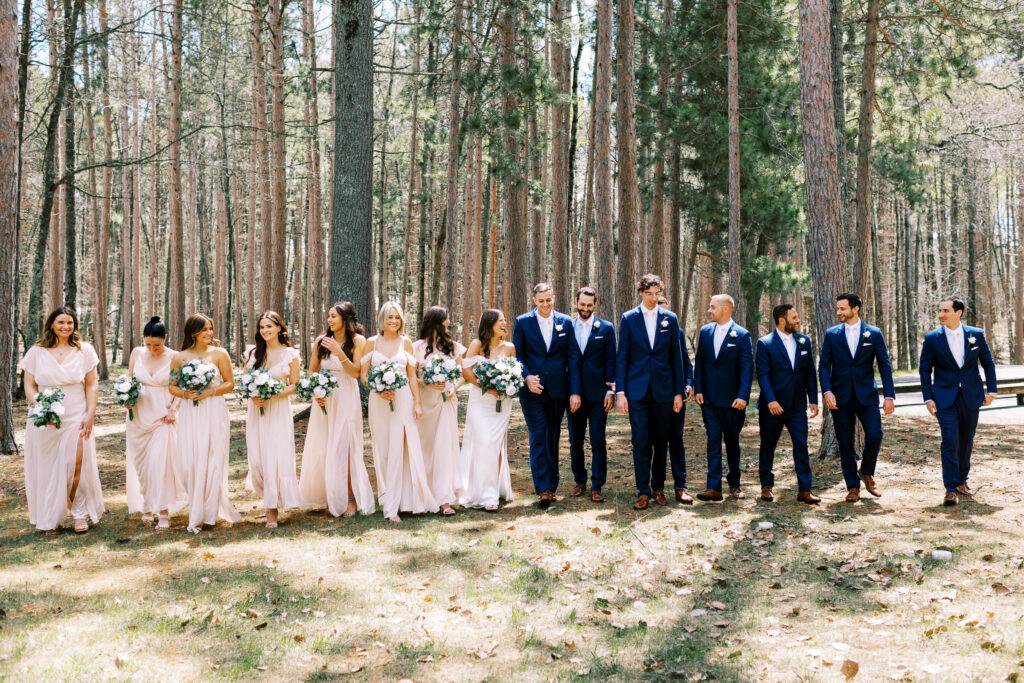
459;309;516;511
243;311;303;528
19;307;104;533
168;314;241;533
361;301;438;523
124;316;186;530
412;306;465;516
299;302;375;517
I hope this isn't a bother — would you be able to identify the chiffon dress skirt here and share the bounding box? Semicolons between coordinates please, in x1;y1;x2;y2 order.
299;354;375;516
244;348;303;511
177;368;242;532
412;340;465;506
458;356;514;509
18;343;105;530
125;353;186;516
365;349;439;518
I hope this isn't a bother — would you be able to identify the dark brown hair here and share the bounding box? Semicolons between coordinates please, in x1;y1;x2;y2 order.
637;274;664;293
575;286;597;301
251;311;292;369
419;306;455;357
181;313;214;351
38;306;82;350
318;301;364;362
477;309;502;358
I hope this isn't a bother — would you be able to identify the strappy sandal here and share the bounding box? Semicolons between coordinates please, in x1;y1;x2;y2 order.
141;513;154;525
73;518;89;533
484;505;498;513
442;505;456;516
156;515;170;530
342;499;357;518
387;515;401;523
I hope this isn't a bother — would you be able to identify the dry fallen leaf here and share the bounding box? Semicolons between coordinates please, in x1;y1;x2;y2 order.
840;659;859;679
713;620;730;628
710;601;727;610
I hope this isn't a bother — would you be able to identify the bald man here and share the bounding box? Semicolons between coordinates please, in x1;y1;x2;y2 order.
693;295;754;501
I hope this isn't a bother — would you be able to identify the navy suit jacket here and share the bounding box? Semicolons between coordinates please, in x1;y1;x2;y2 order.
615;306;689;403
571;317;616;403
919;325;997;410
693;321;753;409
512;310;581;400
818;322;895;407
755;330;818;412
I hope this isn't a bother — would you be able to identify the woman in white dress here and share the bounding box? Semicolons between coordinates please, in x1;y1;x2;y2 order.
360;301;438;522
460;309;516;511
125;316;186;530
19;307;104;533
299;301;375;517
243;311;303;528
168;314;241;533
413;306;465;516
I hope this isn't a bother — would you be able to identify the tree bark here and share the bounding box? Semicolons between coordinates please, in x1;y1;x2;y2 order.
1017;164;1024;363
798;0;845;458
302;0;322;339
615;0;640;317
852;0;880;306
593;0;613;311
651;0;671;280
441;0;463;318
401;3;421;312
549;0;570;306
726;0;742;322
1;0;19;452
501;7;529;323
166;0;185;347
267;0;288;313
331;0;374;323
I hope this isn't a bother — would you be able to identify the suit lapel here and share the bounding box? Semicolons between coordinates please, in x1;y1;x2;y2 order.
934;327;957;366
707;325;720;364
771;330;792;370
838;326;854;362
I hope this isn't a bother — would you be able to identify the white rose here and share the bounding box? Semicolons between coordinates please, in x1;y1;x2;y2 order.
444;359;456;371
317;374;328;385
299;378;310;388
182;366;194;375
118;393;128;401
512;365;522;376
383;371;396;384
312;387;327;399
51;402;65;416
42;388;54;398
254;374;269;386
115;381;131;392
507;386;518;396
29;405;43;417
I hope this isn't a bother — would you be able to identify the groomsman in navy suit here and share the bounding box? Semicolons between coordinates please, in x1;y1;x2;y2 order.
919;296;997;506
693;294;753;501
756;304;820;504
567;286;616;503
657;293;695;503
818;293;896;502
616;274;690;510
513;282;582;509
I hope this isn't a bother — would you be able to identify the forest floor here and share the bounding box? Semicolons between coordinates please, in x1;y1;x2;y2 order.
1;370;1024;682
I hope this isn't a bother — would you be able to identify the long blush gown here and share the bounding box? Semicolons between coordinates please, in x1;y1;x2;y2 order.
299;352;375;516
125;351;186;516
364;347;439;518
243;347;304;511
177;365;241;532
412;339;465;507
459;355;514;509
19;343;105;530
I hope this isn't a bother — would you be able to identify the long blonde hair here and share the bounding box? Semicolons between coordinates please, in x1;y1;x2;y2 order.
376;301;406;335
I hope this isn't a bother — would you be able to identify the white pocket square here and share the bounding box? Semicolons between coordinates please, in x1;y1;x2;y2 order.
800;351;808;355
862;343;872;347
726;343;736;347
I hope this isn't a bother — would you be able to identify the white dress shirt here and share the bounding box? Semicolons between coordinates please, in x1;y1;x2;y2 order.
642;305;659;348
537;311;554;350
574;316;593;352
845;322;860;358
714;319;734;357
777;330;797;368
944;324;965;367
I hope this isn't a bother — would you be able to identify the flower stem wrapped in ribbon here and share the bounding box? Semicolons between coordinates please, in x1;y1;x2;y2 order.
473;358;525;412
112;374;142;420
366;359;408;412
238;368;284;416
418;354;461;402
295;370;341;415
170;358;220;407
29;386;66;428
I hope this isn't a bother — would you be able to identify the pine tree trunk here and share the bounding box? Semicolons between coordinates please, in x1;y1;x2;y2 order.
853;0;879;307
726;0;742;322
166;0;185;347
62;64;77;309
331;0;374;323
1016;164;1024;363
442;0;463;317
401;4;421;312
302;0;323;343
502;8;529;323
1;0;19;452
549;0;570;305
615;0;639;316
593;0;614;312
267;0;287;313
81;12;106;377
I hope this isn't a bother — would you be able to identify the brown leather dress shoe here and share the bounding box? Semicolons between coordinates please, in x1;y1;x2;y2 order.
653;490;668;506
859;471;881;497
675;488;693;505
697;489;724;502
729;488;745;499
797;491;821;505
570;483;586;497
760;486;774;502
943;491;959;506
845;488;860;502
634;494;650;510
590;489;604;503
956;483;973;496
537;491;553;510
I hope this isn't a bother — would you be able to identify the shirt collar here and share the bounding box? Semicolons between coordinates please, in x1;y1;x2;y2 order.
537;310;553;322
716;319;734;332
945;324;963;335
777;330;793;342
642;305;659;317
844;321;859;332
575;316;593;327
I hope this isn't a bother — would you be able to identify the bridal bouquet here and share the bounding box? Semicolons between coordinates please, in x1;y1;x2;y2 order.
112;374;142;420
473;358;525;412
30;386;66;428
296;370;340;414
419;354;461;401
171;358;219;406
366;359;408;412
238;368;284;416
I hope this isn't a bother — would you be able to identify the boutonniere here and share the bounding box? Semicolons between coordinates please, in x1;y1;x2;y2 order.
862;330;870;339
968;335;977;346
728;330;738;339
555;324;564;332
593;320;600;329
660;319;669;329
797;337;806;346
